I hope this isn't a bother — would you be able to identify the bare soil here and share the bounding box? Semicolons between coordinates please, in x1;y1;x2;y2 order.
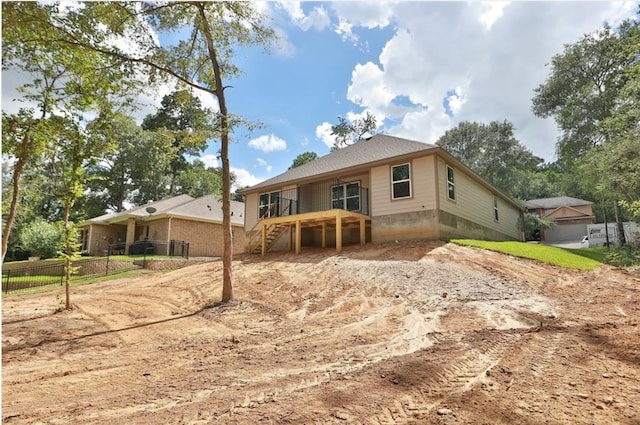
2;241;639;424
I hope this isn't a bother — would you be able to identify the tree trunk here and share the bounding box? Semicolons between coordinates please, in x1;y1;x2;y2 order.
63;204;72;310
613;183;626;247
1;134;29;262
198;3;233;302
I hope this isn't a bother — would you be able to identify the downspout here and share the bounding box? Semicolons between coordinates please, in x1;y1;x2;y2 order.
167;216;173;256
434;155;441;240
88;224;94;256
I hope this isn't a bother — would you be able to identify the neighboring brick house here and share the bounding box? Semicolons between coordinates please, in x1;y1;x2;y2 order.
525;196;596;243
240;134;525;255
78;195;245;257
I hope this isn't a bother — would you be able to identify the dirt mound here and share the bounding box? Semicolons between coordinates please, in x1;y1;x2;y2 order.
3;241;639;424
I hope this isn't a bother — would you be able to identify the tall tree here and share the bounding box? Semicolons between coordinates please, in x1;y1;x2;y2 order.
142;90;215;195
289;152;318;169
52;2;274;302
1;2;135;262
6;2;275;302
436;120;544;199
532;14;639;243
330;111;377;151
46;114;113;308
532;18;639;167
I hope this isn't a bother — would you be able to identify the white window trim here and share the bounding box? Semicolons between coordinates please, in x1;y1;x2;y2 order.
391;163;412;200
258;191;280;218
332;181;361;212
493;196;499;222
446;165;456;201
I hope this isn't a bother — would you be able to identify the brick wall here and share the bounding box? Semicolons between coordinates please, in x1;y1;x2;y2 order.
169;218;246;257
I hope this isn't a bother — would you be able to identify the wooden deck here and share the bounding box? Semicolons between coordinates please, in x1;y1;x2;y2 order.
248;209;370;255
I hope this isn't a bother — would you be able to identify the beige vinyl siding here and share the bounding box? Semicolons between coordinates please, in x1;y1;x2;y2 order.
437;156;520;240
244;193;259;230
370;155;437;217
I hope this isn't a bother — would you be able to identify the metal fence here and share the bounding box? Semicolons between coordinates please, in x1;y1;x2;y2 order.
106;239;189;258
2;258;140;295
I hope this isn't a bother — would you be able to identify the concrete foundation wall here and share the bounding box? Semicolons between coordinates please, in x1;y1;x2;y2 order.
371;210;441;243
438;210;520;241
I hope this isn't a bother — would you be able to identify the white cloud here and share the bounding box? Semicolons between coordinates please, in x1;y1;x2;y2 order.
278;2;330;31
248;134;287;152
338;2;636;162
477;1;511;30
256;158;272;173
330;2;396;29
446;87;467;116
315;122;335;149
198;154;219;169
331;2;396;45
231;167;264;190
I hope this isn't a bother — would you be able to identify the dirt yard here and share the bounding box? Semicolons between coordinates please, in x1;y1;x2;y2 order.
3;241;639;424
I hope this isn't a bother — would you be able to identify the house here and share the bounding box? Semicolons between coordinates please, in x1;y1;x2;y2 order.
78;194;246;257
240;134;524;255
525;196;596;243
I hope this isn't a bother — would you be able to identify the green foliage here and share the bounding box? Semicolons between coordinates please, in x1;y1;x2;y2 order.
604;242;640;267
176;160;229;198
142;90;216;195
523;212;555;241
331;111;377;151
436;120;544;199
19;219;64;258
450;239;603;271
531;20;638;166
289;152;319;169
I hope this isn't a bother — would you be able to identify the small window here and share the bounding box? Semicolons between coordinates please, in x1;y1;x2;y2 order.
446;165;455;200
392;163;411;199
493;196;499;221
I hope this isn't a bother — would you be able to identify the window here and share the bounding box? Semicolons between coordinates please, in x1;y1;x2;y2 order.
493;196;499;221
332;181;360;212
446;165;455;200
258;191;280;218
392;163;411;199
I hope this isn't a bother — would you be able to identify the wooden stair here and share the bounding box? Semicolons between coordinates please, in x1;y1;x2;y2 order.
248;223;288;255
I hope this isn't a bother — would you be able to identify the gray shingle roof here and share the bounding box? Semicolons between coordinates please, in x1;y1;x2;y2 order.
243;134;436;193
169;195;245;226
83;194;244;226
525;196;593;209
86;194;195;223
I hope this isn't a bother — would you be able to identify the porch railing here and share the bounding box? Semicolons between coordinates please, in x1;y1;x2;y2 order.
246;181;370;253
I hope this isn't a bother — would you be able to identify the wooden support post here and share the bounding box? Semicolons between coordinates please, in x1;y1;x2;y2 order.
321;222;326;248
360;217;366;245
295;220;301;254
261;224;266;256
336;210;342;253
288;224;293;251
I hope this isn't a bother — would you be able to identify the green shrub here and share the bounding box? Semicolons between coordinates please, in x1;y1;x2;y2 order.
605;242;640;267
19;219;64;259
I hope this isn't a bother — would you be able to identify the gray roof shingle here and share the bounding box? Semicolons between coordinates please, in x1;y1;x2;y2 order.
525;196;594;209
243;134;436;192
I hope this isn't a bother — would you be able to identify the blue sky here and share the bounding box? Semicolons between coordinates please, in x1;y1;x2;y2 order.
3;1;638;191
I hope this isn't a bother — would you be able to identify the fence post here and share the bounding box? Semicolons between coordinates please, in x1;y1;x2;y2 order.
2;269;10;294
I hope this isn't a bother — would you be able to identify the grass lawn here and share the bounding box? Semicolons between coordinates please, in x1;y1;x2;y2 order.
450;239;606;271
